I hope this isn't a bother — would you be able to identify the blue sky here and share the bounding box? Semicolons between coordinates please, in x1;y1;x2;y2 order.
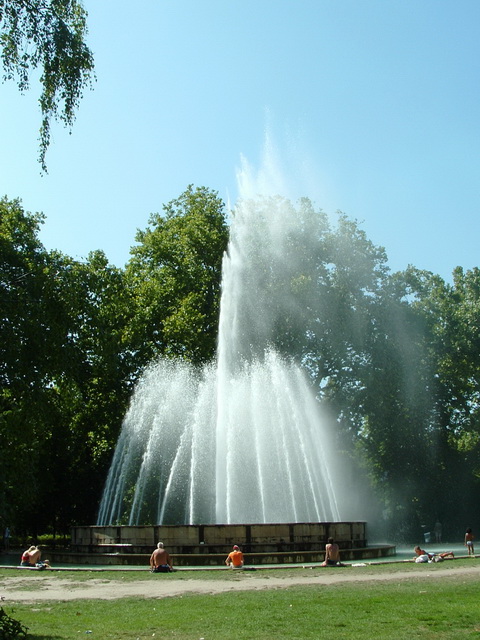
1;0;479;282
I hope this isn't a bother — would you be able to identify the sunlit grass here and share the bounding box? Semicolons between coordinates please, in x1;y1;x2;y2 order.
0;556;476;583
2;560;480;639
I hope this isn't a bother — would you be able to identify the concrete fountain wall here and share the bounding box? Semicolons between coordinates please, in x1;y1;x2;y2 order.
52;522;395;566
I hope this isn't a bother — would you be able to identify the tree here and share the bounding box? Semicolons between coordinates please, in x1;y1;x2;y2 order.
37;249;135;529
0;198;134;532
0;0;95;170
400;266;480;534
351;280;438;539
126;185;229;368
0;196;63;531
1;187;228;535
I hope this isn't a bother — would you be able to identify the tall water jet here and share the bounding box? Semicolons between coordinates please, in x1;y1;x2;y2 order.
98;159;343;526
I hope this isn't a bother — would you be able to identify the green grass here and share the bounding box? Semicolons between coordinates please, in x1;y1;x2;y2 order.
1;557;474;582
2;561;480;639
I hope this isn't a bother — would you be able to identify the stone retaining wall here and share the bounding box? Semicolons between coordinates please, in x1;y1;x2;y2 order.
71;522;367;559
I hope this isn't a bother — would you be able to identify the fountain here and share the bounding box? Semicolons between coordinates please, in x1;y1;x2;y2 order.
97;187;342;527
67;148;395;566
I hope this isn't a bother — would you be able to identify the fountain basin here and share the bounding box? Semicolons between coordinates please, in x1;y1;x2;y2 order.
51;522;395;566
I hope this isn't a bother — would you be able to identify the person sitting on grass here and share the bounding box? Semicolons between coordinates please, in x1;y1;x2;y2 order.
20;545;41;566
150;542;173;573
225;545;244;569
322;538;344;566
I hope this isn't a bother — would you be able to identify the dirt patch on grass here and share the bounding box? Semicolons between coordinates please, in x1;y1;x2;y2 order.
1;564;479;602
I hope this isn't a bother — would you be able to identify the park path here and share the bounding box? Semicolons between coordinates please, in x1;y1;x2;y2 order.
1;564;479;602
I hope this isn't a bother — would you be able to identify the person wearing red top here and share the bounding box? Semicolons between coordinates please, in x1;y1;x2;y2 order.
20;545;41;566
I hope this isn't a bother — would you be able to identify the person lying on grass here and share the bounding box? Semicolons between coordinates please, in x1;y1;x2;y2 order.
413;545;454;563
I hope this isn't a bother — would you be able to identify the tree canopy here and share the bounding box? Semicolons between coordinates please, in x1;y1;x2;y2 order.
126;185;229;367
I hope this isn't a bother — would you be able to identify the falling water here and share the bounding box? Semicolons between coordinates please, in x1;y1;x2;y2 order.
98;157;342;525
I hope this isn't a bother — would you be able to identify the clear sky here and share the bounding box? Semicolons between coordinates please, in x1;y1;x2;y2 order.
1;0;479;282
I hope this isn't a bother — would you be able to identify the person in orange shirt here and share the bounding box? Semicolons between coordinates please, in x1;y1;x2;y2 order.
225;544;244;569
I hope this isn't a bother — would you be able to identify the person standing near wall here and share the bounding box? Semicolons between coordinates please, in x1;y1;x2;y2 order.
3;526;10;551
465;528;475;556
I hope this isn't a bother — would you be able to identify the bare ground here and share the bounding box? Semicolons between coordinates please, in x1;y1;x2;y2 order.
1;563;479;603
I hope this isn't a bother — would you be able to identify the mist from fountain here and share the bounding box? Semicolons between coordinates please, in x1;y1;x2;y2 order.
98;151;343;526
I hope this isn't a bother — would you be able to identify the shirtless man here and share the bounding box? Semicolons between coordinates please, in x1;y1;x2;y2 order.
322;537;343;566
150;542;173;572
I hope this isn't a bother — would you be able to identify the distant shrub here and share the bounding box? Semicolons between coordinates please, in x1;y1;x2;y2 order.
36;533;71;547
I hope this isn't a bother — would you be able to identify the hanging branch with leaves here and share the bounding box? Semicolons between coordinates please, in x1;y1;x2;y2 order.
0;0;95;171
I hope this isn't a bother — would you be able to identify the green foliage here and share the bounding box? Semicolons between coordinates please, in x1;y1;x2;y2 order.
126;184;229;367
0;608;27;640
397;265;480;528
0;197;133;532
0;187;227;534
0;197;58;529
0;0;95;170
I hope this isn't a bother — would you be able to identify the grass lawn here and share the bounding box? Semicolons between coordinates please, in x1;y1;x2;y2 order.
2;561;480;639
